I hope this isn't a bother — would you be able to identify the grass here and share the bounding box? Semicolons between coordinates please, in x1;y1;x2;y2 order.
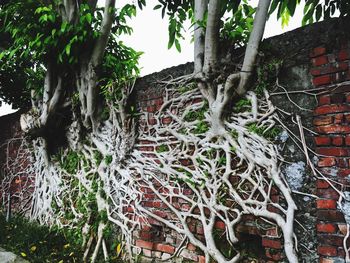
0;212;83;263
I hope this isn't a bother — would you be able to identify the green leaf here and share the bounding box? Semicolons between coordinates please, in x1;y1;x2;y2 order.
86;13;92;23
65;44;71;56
153;4;162;10
174;39;181;52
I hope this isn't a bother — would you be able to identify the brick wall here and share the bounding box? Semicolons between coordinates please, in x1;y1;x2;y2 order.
311;43;350;263
2;18;350;262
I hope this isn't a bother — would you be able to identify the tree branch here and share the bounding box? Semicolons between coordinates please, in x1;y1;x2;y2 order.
236;0;271;96
91;0;116;67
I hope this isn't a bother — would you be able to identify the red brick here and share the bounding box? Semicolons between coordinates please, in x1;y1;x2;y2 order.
317;188;339;199
318;95;331;105
338;49;350;61
139;231;153;240
187;243;196;251
313;75;332;86
316;147;349;157
336;168;350;177
317;179;330;189
311;63;348;76
316;125;350;134
337;158;348;168
317;223;337;233
136;240;154;250
146;105;156;112
162;117;172;124
265;249;284;261
310;47;326;58
315;137;331;146
332;137;343;146
317;210;345;222
318;157;336;167
318;246;337;256
318;234;344;247
265;227;280;237
317;199;337;209
262;238;282;249
314;105;350;115
314;116;333;126
214;220;226;230
313;56;329;66
345;136;350;145
154;243;175;254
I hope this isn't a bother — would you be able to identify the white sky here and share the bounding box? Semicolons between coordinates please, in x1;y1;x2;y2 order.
0;1;304;117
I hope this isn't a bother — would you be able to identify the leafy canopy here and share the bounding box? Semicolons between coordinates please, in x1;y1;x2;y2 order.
0;0;142;108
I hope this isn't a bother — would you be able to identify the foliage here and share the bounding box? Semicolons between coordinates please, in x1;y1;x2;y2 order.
247;123;281;140
144;0;258;51
255;59;283;95
0;213;83;263
271;0;350;26
58;149;80;174
0;0;140;110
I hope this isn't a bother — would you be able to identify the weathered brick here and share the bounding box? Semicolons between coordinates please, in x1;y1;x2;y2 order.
317;223;337;233
315;137;331;146
313;75;333;86
345;136;350;145
317;199;337;209
317;210;345;222
136;240;154;250
180;249;198;261
314;105;350;115
143;248;152;257
332;136;344;146
310;47;327;58
317;246;337;256
337;158;348;168
265;248;283;260
318;157;336;167
313;56;329;66
154;243;175;254
318;95;331;105
262;238;282;249
314;116;333;126
316;147;349;157
214;220;226;230
316;125;350;134
162;117;172;124
317;188;339;199
317;179;330;189
336;168;350;177
318;234;344;247
311;63;348;76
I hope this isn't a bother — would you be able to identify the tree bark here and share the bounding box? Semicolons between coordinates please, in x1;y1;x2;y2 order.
203;0;221;76
194;0;208;74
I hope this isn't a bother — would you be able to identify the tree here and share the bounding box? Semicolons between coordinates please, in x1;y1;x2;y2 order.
1;1;141;261
1;0;330;262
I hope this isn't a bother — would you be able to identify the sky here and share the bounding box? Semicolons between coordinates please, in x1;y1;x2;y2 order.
0;1;304;117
